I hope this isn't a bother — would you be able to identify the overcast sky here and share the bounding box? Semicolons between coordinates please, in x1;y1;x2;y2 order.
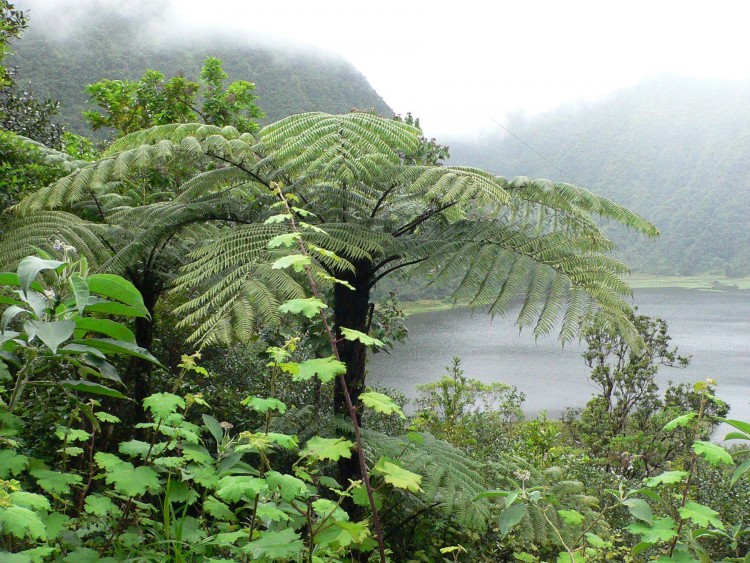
21;0;750;138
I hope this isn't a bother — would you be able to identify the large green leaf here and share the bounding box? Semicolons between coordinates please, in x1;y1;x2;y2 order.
241;396;287;414
24;320;75;353
278;297;326;318
0;505;47;540
0;450;29;478
59;380;128;400
215;476;268;503
678;501;724;530
29;468;82;495
692;441;734;466
96;456;160;497
73;318;135;344
0;272;44;293
626;516;678;543
372;457;423;492
299;437;353;462
69;274;90;316
17;256;63;296
243;528;304;560
83;299;148;318
271;254;311;272
360;391;405;418
1;305;29;333
340;327;384;348
86;274;148;317
498;503;526;537
285;356;346;383
71;338;160;364
143;392;185;420
731;457;750;487
644;471;689;487
622;498;654;526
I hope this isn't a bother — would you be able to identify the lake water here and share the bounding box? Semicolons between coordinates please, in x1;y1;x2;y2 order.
370;288;750;422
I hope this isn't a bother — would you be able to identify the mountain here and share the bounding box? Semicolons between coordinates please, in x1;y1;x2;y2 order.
448;75;750;277
8;1;391;136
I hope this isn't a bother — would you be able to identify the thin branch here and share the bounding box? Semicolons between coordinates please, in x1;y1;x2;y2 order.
369;257;428;288
392;201;459;237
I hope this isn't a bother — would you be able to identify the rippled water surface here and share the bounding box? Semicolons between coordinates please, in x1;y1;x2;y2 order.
370;289;750;420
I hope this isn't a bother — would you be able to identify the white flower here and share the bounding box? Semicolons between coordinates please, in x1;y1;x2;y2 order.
43;289;56;300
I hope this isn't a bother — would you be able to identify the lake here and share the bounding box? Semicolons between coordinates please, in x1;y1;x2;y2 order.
369;288;750;422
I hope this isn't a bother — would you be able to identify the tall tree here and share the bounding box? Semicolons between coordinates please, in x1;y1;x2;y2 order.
6;113;657;484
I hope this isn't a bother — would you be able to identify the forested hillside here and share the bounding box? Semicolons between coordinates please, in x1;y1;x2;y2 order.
450;76;750;276
8;2;391;136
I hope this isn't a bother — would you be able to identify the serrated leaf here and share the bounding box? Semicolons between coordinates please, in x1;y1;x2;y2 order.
29;468;82;495
626;516;678;543
558;509;584;525
143;392;185;420
94;412;121;423
84;495;121;517
292;356;346;383
300;437;353;462
266;471;309;502
0;449;29;478
203;496;236;521
264;213;292;224
243;528;304;560
585;532;606;547
0;505;47;540
271;254;311;272
692;441;734;466
215;476;267;503
360;391;405;418
644;471;689;487
315;519;370;548
267;233;301;248
372;457;423;492
10;492;50;512
340;327;384;348
105;463;160;497
266;432;299;449
241;396;287;414
499;503;526;537
278;297;326;318
664;412;697;431
679;501;724;530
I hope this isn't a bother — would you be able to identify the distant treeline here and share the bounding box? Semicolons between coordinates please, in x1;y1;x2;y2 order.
8;4;391;138
449;75;750;277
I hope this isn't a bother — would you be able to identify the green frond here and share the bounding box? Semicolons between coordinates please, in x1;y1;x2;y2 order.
0;212;111;269
364;430;491;531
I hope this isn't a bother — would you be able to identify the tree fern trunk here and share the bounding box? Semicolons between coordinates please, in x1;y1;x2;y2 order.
332;264;372;493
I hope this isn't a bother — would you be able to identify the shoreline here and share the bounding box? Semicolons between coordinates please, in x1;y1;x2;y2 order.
400;275;750;315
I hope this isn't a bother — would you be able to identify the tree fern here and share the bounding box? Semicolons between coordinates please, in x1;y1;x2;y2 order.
3;112;658;452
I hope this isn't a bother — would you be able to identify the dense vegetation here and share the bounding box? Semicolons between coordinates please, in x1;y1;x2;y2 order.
450;76;750;277
1;2;749;561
